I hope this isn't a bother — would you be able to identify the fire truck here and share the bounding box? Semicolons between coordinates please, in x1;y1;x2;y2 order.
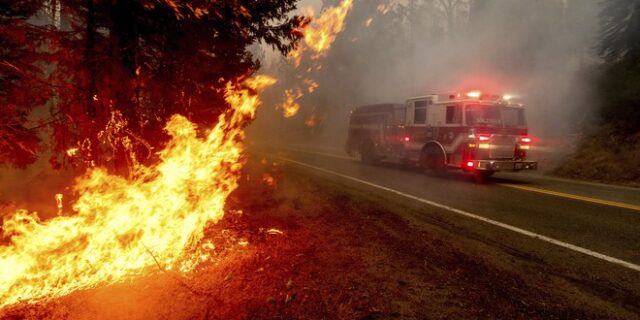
345;91;538;178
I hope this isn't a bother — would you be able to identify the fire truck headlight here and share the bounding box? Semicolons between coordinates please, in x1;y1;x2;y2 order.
478;143;490;149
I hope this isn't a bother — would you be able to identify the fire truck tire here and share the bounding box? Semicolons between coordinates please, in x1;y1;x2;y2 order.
473;171;495;183
360;141;378;164
420;145;446;174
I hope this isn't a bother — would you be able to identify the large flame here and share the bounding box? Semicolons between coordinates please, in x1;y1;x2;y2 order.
0;75;276;308
279;0;353;119
290;0;354;64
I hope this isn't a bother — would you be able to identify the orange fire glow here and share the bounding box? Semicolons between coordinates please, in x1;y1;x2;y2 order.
290;0;353;61
0;75;276;308
278;0;352;120
376;3;390;15
279;88;303;118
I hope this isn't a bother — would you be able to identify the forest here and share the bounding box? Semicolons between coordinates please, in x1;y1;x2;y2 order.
1;0;639;181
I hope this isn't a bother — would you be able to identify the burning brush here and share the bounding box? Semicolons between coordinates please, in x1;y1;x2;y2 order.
0;76;275;308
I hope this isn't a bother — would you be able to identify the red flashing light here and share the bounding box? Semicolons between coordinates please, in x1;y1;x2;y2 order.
403;136;410;142
478;135;490;141
466;161;475;168
520;137;531;143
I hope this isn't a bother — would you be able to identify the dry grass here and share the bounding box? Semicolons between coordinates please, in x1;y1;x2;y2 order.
554;129;640;186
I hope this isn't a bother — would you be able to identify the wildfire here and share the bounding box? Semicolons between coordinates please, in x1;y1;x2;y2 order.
303;79;319;93
304;113;318;128
290;0;354;61
65;147;78;157
365;17;373;27
278;0;352;120
54;194;63;216
377;3;390;15
279;88;303;118
0;75;276;308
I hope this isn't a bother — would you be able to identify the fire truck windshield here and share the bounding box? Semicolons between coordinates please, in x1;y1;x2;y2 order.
465;104;525;128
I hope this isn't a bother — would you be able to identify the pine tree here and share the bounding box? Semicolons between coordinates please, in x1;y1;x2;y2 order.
1;0;305;171
0;0;51;168
598;0;640;134
600;0;640;64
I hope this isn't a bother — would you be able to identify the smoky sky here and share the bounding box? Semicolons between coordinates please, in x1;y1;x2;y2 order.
251;0;600;152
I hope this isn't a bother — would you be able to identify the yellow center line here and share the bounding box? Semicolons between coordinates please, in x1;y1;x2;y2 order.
499;183;640;212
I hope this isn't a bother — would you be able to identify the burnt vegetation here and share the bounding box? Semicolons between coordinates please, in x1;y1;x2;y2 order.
0;0;305;172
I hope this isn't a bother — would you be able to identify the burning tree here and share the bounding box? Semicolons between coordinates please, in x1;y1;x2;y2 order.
0;0;359;310
0;0;309;309
0;0;306;172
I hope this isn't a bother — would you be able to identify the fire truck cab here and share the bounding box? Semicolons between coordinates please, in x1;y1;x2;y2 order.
345;91;537;177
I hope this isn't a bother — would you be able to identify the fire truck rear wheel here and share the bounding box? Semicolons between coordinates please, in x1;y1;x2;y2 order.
421;146;446;175
473;171;494;183
360;141;378;164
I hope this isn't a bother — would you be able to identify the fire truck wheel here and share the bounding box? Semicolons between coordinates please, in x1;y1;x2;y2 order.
421;146;446;175
360;141;378;164
473;171;495;183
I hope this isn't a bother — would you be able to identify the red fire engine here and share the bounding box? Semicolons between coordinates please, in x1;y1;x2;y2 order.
345;91;538;178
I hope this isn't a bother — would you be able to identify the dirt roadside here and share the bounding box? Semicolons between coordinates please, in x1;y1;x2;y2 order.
1;156;638;319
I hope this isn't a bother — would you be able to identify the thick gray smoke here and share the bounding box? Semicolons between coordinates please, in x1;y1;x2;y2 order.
249;0;600;166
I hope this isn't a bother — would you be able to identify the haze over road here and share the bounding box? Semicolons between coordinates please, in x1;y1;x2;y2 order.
260;146;640;279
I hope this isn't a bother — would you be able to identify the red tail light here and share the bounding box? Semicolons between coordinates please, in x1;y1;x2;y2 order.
403;136;410;142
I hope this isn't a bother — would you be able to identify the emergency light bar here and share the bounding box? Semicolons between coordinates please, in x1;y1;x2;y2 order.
446;91;519;103
466;90;482;98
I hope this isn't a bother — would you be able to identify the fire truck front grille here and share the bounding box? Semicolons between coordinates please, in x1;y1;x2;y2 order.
490;135;516;159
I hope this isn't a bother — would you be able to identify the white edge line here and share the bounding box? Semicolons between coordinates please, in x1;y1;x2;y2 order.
280;157;640;273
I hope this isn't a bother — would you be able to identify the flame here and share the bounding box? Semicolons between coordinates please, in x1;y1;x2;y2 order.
261;173;275;187
304;113;318;128
54;194;63;216
290;0;353;60
0;75;276;308
278;89;303;118
278;0;353;121
303;79;319;93
376;3;390;15
266;228;283;235
364;17;373;27
65;148;78;157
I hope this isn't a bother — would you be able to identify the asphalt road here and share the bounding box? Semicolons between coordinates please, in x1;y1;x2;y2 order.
261;146;640;278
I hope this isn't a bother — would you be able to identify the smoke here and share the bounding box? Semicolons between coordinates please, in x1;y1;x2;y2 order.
0;155;76;221
249;0;601;163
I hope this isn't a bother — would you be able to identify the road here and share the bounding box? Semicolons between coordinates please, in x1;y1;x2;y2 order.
259;145;640;281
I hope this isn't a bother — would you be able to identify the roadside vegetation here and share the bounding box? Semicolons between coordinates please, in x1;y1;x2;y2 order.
555;0;640;185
